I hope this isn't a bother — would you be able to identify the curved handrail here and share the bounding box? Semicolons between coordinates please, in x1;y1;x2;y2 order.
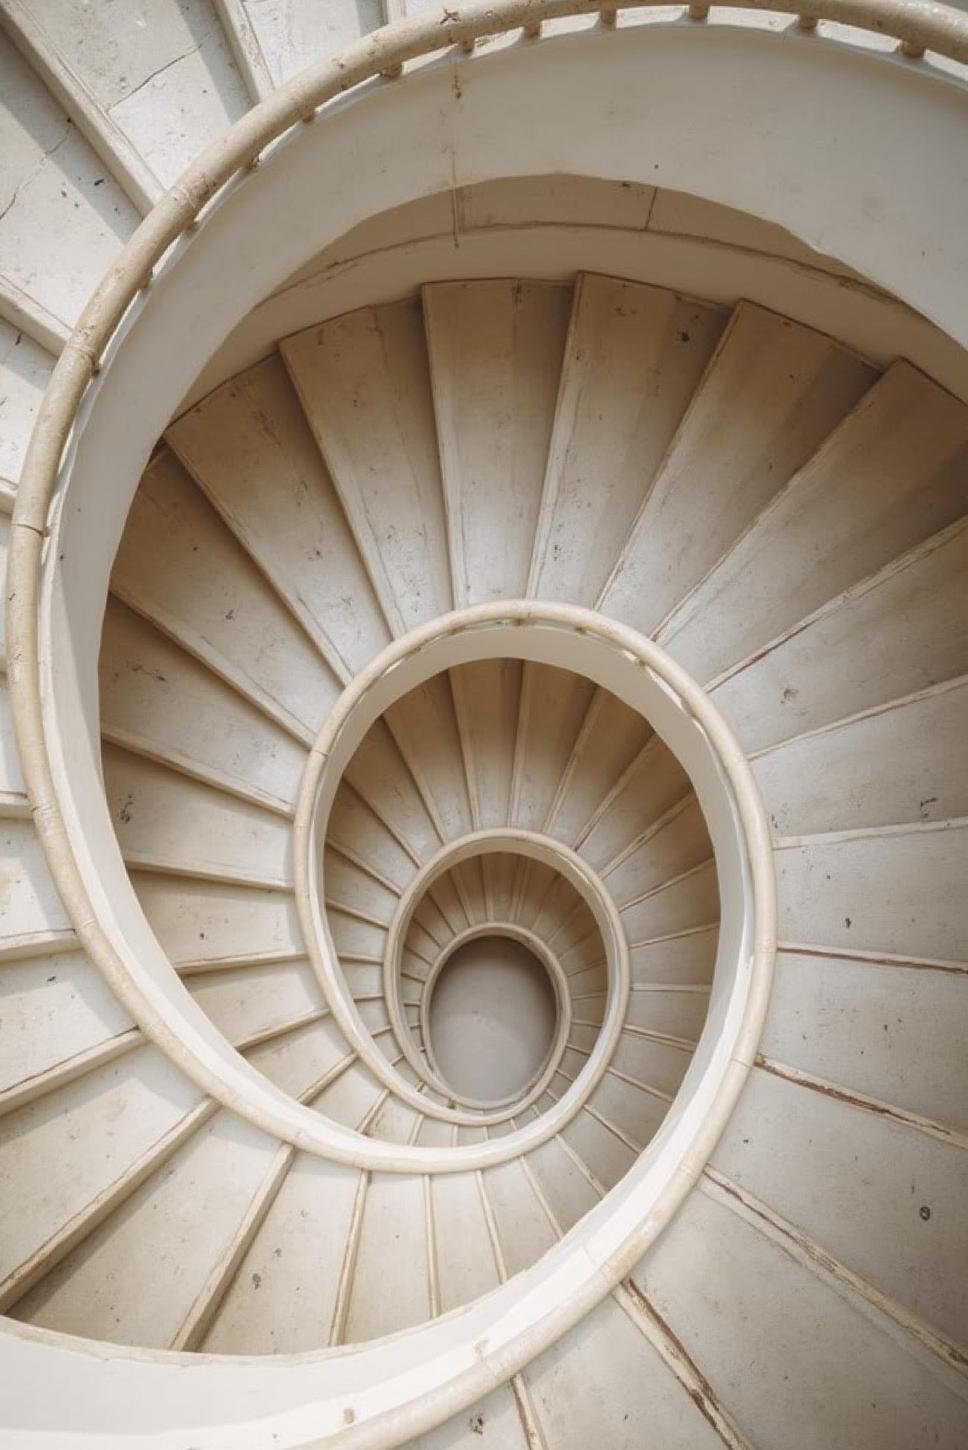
8;3;930;1432
6;1;963;1156
293;600;755;1153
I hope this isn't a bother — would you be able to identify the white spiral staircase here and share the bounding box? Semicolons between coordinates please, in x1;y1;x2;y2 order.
0;2;966;1446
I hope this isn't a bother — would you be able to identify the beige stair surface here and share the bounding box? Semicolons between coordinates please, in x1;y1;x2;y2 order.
0;1;966;1446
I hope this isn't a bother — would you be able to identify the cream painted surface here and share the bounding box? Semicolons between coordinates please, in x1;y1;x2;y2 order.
0;321;53;486
0;2;966;1446
239;0;384;85
0;28;139;333
428;936;557;1101
9;0;251;188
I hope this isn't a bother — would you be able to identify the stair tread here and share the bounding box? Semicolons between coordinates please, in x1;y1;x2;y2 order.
709;1065;968;1358
665;361;968;686
600;300;877;635
103;742;293;888
775;820;968;963
202;1151;362;1353
710;519;968;753
168;354;390;680
530;274;727;606
424;279;572;608
100;597;307;812
762;946;968;1134
114;449;338;739
0;1045;203;1291
524;1291;726;1450
633;1185;968;1450
0;319;53;486
10;0;251;189
131;870;303;967
0;29;139;330
14;1107;279;1349
283;298;453;634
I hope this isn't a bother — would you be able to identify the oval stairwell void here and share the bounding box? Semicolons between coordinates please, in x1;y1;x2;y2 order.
428;933;558;1102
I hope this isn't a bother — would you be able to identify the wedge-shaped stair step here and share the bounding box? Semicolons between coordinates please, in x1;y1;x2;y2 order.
185;959;325;1049
480;853;522;923
9;0;251;189
416;1119;454;1150
602;796;713;907
630;924;718;987
711;1065;968;1349
530;274;727;605
237;0;384;88
607;1031;696;1102
530;874;584;945
577;735;689;868
310;1059;384;1132
168;353;389;679
201;1155;363;1353
431;1171;501;1313
481;1157;557;1278
0;29;140;331
587;1071;670;1151
752;677;968;835
524;1136;601;1234
103;744;293;888
113;450;338;740
450;660;523;831
364;1095;422;1146
509;663;595;833
665;360;968;685
626;985;709;1043
711;519;968;753
619;859;720;944
12;1108;279;1349
776;822;967;962
324;847;399;925
131;872;303;969
343;717;441;864
632;1186;968;1450
283;298;452;633
423;279;572;607
100;598;307;814
341;961;385;999
762;948;968;1132
384;673;475;843
523;1291;728;1450
0;1045;204;1305
411;885;461;949
558;1105;637;1190
327;786;420;893
0;950;133;1104
343;1173;431;1342
0;819;72;951
329;906;387;962
452;857;490;925
245;1017;353;1102
544;689;652;847
600;301;877;634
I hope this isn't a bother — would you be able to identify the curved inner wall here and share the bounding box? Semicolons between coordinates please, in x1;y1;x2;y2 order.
428;935;557;1100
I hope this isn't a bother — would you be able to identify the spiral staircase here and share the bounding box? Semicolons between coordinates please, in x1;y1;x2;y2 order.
0;1;966;1446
